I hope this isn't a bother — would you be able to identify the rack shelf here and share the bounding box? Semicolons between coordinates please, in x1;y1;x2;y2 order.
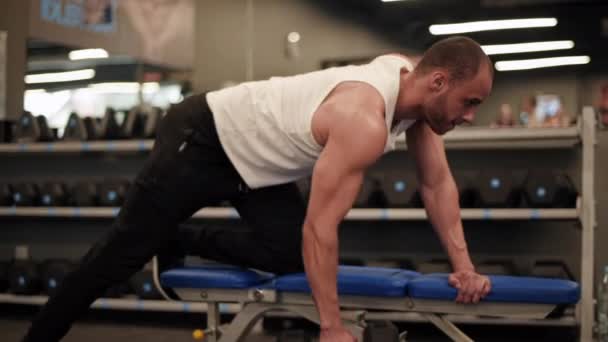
0;207;579;221
0;293;576;327
0;126;580;154
0;294;239;314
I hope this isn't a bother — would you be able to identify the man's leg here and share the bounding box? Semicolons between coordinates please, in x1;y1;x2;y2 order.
23;95;243;342
184;182;306;275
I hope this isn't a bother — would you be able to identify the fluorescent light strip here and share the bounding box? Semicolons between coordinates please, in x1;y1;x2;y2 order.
69;48;109;60
495;56;590;71
25;69;96;84
430;18;557;35
89;82;160;94
482;40;574;55
382;0;410;2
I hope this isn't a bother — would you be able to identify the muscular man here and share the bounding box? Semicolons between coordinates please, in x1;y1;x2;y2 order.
23;36;492;342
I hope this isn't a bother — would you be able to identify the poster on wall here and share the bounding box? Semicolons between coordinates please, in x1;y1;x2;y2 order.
0;31;6;120
31;0;194;69
40;0;117;33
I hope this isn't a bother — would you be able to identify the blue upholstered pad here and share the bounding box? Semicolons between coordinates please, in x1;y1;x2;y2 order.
408;274;580;304
273;266;420;297
160;265;274;289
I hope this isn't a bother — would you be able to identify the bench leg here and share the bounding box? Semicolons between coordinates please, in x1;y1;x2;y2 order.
209;303;365;342
422;313;474;342
205;302;221;342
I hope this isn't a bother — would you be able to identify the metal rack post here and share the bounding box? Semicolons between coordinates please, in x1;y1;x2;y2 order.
580;107;597;342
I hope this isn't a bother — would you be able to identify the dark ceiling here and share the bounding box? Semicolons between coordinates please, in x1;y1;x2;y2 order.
311;0;608;75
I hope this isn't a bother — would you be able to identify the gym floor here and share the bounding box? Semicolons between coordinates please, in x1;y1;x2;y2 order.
1;304;580;342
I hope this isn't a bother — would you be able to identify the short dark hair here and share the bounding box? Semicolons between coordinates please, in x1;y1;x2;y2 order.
413;36;493;82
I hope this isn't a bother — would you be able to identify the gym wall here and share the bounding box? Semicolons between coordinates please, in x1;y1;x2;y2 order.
194;0;404;91
0;0;29;120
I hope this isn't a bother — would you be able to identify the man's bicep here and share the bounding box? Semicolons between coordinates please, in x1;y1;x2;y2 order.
306;142;364;229
306;116;387;228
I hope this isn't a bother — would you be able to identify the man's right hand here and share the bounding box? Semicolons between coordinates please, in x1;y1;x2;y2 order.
320;326;358;342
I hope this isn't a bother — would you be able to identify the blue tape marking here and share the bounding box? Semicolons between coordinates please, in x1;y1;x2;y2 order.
138;141;146;151
482;209;491;219
46;143;54;152
47;207;56;216
183;303;191;313
81;142;90;152
106;142;116;151
9;206;17;215
99;299;108;309
73;207;81;217
530;209;540;219
19;144;27;152
381;209;389;220
112;208;120;217
219;303;230;313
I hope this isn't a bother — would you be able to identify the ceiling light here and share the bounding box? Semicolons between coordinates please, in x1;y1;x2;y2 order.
429;18;557;35
68;48;109;60
25;69;96;84
495;55;590;71
482;40;574;55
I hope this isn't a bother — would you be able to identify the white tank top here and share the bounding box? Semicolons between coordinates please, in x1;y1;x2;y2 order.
206;55;415;189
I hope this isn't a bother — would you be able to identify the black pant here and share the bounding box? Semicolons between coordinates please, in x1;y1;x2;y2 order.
23;94;306;342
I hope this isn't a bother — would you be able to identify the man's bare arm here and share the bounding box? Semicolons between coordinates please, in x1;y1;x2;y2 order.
407;121;491;304
303;111;386;330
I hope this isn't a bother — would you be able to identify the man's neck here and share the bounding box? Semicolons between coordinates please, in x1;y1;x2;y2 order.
394;72;424;122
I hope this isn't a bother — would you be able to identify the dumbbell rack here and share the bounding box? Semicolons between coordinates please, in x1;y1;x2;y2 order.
0;108;597;341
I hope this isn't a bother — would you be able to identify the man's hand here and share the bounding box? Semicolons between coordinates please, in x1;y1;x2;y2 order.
448;270;491;304
320;326;357;342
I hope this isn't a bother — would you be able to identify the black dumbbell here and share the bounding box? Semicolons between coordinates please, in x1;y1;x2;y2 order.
83;117;102;140
363;321;400;342
0;261;9;292
129;270;163;300
474;171;522;208
454;172;478;208
0;183;13;206
380;171;422;208
143;107;163;139
14;111;40;143
98;180;130;206
100;108;125;140
354;175;386;208
63;113;88;141
41;259;75;296
12;183;40;206
71;181;99;207
36;115;55;142
39;182;69;207
523;171;578;208
9;260;42;295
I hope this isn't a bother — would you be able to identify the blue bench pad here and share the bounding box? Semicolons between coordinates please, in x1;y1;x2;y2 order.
274;266;420;297
160;265;274;289
408;274;580;304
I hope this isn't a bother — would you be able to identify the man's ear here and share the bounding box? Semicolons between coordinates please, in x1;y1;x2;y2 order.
430;71;448;92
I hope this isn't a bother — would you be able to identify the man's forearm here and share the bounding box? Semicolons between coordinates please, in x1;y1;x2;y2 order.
421;178;474;272
302;221;342;329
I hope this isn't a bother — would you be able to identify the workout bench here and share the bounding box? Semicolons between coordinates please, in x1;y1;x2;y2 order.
151;259;580;342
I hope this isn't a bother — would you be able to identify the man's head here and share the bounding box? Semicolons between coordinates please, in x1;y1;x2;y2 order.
412;36;493;134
